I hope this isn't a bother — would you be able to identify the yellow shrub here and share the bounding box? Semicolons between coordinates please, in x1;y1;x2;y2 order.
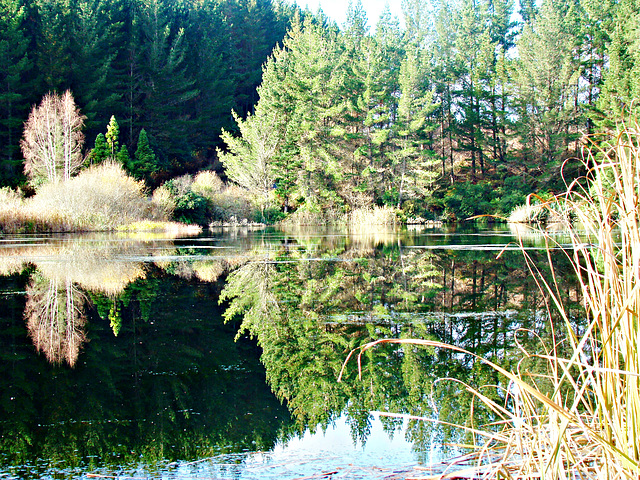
192;170;224;199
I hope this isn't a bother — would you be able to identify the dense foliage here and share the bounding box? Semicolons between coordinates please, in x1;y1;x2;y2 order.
0;0;295;187
2;0;640;221
221;0;640;220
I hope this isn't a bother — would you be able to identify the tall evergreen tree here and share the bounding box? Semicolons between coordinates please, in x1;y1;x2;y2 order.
183;0;234;157
87;133;109;165
512;0;583;181
129;127;158;181
364;6;404;198
579;0;615;132
68;0;125;138
431;0;458;182
136;0;198;169
32;0;73;92
0;0;30;185
389;51;439;207
105;115;120;157
596;0;640;123
219;110;278;216
451;0;487;181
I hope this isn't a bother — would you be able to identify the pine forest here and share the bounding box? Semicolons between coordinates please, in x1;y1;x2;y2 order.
0;0;638;225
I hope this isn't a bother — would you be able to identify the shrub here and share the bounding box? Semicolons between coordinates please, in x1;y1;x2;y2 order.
210;184;257;223
443;182;493;219
26;162;165;230
191;171;224;198
0;187;25;232
173;191;211;226
166;174;193;196
151;184;175;217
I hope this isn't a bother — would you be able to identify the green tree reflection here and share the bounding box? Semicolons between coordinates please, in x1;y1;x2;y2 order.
0;228;582;475
220;234;581;450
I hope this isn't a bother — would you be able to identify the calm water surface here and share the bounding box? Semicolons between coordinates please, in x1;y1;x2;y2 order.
0;224;580;479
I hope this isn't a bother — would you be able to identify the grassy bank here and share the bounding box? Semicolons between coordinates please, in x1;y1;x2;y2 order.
278;205;401;227
345;123;640;478
0;162;200;234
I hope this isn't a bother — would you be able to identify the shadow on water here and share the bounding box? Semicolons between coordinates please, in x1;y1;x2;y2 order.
0;225;583;478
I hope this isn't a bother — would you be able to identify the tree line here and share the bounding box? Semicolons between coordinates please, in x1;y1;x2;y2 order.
0;0;295;187
221;0;640;220
2;0;639;221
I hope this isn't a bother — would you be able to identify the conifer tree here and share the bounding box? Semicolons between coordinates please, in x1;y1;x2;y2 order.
0;0;30;185
183;0;234;155
129;128;157;181
88;133;109;165
32;0;72;91
219;110;278;216
356;6;404;203
255;14;345;211
596;0;640;123
579;0;614;133
431;0;458;182
512;0;583;176
136;0;198;166
105;115;120;157
452;0;486;181
117;144;130;165
253;39;299;212
390;51;439;207
68;0;125;137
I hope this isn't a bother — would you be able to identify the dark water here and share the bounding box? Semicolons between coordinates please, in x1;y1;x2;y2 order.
0;224;581;479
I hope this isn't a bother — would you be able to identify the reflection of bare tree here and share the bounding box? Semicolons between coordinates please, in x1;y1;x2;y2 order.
25;274;87;367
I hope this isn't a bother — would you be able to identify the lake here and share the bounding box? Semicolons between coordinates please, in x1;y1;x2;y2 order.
0;224;581;479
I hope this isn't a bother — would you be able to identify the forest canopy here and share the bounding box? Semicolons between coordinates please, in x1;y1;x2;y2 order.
1;0;638;222
218;0;639;221
0;0;295;187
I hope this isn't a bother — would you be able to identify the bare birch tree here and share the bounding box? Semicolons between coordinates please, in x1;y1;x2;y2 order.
21;90;86;186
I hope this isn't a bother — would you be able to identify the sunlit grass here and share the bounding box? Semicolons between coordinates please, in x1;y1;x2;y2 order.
344;122;640;478
341;206;399;227
509;195;567;226
0;162;186;233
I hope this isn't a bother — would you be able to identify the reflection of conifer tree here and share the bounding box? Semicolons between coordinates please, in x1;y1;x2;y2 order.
221;260;281;340
24;274;87;367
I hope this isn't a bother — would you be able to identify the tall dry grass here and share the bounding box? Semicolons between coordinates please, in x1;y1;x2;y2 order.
280;205;399;228
343;123;640;479
0;162;170;232
0;186;26;232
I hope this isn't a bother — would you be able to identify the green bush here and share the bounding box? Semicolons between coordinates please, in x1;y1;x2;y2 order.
444;182;493;219
442;178;531;221
173;191;212;226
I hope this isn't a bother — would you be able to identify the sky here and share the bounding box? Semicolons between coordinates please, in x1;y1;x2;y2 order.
293;0;404;30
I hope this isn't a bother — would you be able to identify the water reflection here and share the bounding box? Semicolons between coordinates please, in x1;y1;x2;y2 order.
0;234;181;365
0;226;581;478
25;274;87;366
219;233;580;453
